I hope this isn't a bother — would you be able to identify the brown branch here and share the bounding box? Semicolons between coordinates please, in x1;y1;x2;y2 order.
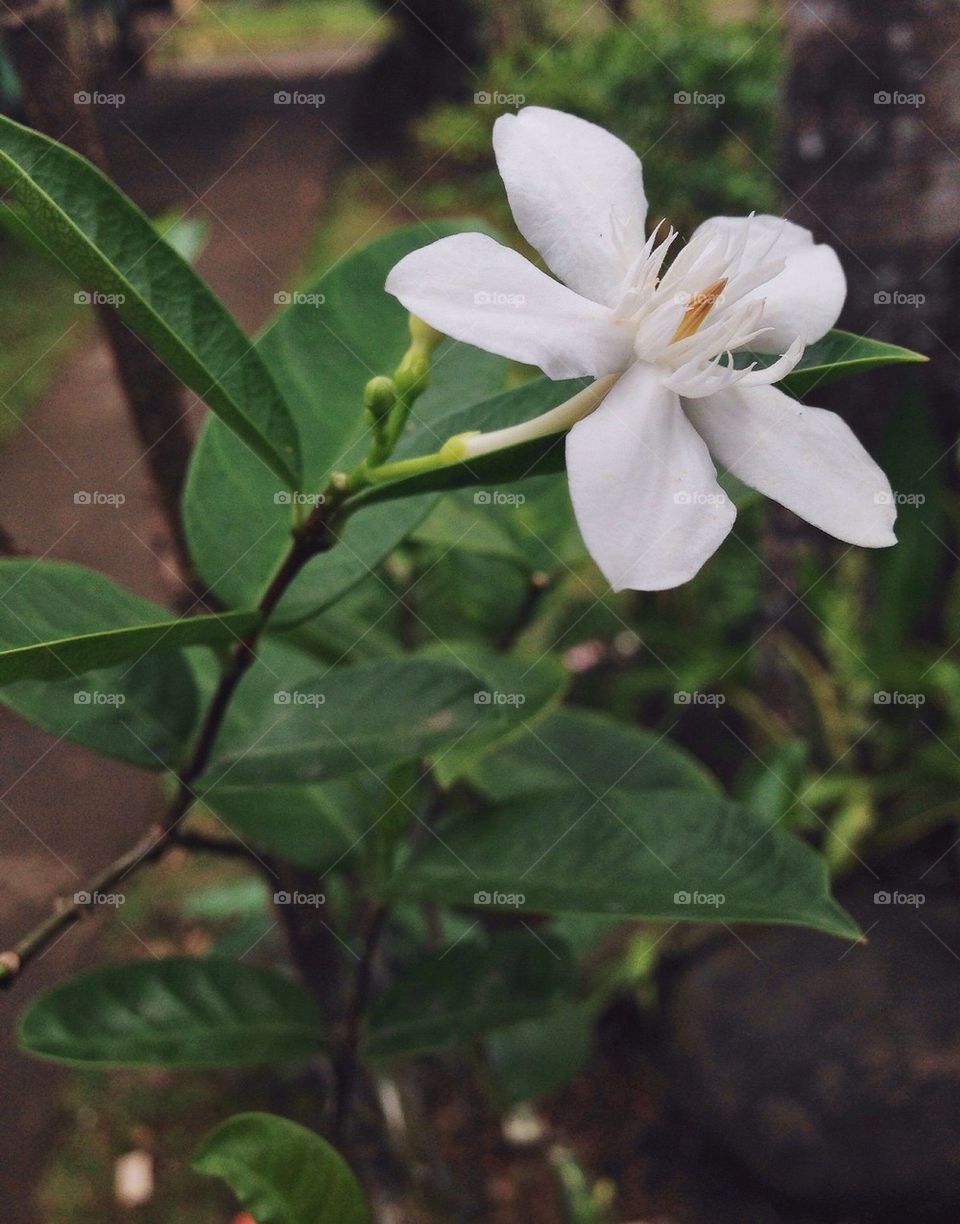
333;900;388;1142
1;0;196;592
0;495;343;987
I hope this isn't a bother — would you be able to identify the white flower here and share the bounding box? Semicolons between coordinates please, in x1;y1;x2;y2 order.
386;107;896;591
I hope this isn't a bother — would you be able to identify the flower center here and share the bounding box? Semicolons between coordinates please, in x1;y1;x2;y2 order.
669;278;728;344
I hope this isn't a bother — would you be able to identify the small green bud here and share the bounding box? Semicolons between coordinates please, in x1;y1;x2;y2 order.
363;375;398;425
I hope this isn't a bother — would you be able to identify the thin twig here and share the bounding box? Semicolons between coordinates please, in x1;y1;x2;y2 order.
333;900;389;1142
0;496;343;987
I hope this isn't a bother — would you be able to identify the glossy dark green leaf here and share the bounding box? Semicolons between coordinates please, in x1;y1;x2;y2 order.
0;115;300;485
200;775;396;871
0;559;257;683
194;1113;368;1224
752;328;927;398
183;222;509;621
466;707;720;800
19;958;324;1067
202;654;498;787
366;933;574;1058
384;788;859;939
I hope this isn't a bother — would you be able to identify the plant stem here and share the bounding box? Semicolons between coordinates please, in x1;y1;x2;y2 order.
333;900;389;1142
0;494;343;987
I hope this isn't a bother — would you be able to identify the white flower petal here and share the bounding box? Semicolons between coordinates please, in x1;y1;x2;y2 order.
566;361;736;591
684;383;896;547
385;233;633;380
691;215;846;353
493;107;647;308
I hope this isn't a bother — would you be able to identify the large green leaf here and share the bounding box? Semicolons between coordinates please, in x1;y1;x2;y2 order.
194;1113;368;1224
0;559;257;683
366;933;574;1058
19;958;324;1067
201;654;501;788
0;115;300;486
751;328;927;398
384;789;858;938
199;775;397;871
466;707;720;800
183;222;509;620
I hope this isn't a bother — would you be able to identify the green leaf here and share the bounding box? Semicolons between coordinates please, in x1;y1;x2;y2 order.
384;789;859;939
0;558;257;683
202;654;500;787
366;933;574;1058
183;221;508;621
200;776;395;871
751;328;927;398
423;645;568;787
488;1002;593;1106
0;114;300;486
194;1113;368;1224
0;560;203;767
466;707;721;800
19;958;324;1067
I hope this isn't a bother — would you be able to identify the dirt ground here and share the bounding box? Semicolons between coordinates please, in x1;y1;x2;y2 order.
0;46;372;1221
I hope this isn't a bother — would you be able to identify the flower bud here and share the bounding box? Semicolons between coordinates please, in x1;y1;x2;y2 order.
363;375;398;426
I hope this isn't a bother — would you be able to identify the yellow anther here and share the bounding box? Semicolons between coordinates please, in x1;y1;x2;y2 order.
670;277;728;343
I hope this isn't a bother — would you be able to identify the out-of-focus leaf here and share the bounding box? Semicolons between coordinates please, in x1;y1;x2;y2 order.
19;958;324;1067
194;1113;368;1224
